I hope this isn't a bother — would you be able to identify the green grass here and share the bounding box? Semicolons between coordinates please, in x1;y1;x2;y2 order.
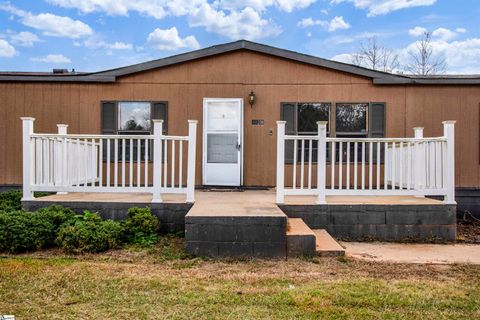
1;239;479;319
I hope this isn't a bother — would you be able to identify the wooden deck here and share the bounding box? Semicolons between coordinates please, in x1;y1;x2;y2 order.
33;190;443;207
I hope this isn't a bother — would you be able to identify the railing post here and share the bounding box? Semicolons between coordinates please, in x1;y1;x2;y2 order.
443;121;456;204
276;121;286;204
152;120;163;203
57;124;68;195
317;121;328;204
413;127;425;195
21;117;35;201
186;120;198;203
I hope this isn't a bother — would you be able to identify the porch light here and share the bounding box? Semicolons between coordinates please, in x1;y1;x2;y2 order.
248;91;256;107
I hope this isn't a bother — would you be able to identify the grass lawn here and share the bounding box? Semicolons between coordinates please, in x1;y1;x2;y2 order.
0;236;479;320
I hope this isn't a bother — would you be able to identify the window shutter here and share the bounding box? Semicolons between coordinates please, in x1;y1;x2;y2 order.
281;103;296;134
152;102;168;134
101;102;116;134
369;103;385;138
281;103;296;163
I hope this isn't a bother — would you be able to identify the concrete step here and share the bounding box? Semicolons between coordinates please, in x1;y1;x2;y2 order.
286;218;316;257
313;229;345;257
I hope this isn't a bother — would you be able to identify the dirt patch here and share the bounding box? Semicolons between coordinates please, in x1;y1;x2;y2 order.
457;211;480;243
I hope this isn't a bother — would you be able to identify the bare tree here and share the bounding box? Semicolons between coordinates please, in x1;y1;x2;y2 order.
351;37;399;73
407;31;446;75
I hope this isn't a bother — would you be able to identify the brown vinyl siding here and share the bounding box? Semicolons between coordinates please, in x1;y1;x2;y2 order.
1;50;479;188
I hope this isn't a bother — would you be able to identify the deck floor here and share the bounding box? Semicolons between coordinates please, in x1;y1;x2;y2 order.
35;190;443;205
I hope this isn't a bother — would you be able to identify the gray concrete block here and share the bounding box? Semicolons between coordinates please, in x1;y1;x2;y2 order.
287;234;316;257
217;242;253;257
253;242;286;258
185;241;219;257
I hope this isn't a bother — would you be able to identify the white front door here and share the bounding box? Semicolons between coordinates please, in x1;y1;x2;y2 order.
203;98;243;186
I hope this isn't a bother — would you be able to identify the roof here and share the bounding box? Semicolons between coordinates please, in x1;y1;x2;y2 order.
1;40;479;85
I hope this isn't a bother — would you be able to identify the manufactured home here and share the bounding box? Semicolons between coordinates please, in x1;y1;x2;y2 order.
1;40;479;256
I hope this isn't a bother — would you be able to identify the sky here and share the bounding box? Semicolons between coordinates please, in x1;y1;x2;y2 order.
0;0;479;74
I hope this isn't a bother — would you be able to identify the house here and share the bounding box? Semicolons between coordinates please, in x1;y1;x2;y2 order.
0;40;478;256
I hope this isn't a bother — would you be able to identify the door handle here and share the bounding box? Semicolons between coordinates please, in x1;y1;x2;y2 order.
236;142;241;151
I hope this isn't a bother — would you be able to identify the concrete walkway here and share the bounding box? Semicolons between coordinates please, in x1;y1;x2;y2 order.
343;242;480;264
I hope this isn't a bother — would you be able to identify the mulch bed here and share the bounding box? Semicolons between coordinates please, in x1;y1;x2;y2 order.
457;211;480;243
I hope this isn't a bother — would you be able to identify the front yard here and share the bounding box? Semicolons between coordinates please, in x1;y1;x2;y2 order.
1;240;479;319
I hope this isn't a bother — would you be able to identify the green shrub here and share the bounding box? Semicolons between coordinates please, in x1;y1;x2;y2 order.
0;210;55;253
123;207;159;246
0;190;22;211
56;211;124;254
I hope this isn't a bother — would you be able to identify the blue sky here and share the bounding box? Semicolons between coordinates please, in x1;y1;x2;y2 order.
0;0;479;73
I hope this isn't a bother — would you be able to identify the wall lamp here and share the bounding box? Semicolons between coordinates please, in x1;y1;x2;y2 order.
248;91;256;107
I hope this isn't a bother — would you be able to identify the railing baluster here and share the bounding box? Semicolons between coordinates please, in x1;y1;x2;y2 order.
346;142;350;190
179;140;183;189
137;139;141;187
84;139;89;188
308;139;312;190
376;142;380;190
45;138;50;186
339;141;342;190
145;138;149;187
300;139;305;189
91;138;95;187
331;141;335;190
361;142;365;190
114;138;118;187
129;139;133;187
163;139;168;189
293;139;297;189
99;138;103;187
435;141;441;189
171;139;175;188
407;142;412;190
399;142;403;190
122;138;126;187
369;142;373;190
354;142;357;190
78;138;82;187
384;142;388;190
391;142;396;190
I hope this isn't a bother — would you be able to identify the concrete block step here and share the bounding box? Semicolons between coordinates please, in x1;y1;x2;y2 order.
286;218;316;257
313;229;345;257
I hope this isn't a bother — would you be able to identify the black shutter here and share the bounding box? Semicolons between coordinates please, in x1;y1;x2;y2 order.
152;102;168;134
369;103;386;163
369;103;385;138
101;102;116;134
281;103;297;163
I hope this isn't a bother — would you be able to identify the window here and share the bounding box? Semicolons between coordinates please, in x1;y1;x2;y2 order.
280;102;385;163
335;103;368;135
101;101;168;161
118;102;151;132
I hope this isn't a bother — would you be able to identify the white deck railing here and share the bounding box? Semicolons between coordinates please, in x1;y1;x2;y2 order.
276;120;456;204
21;118;197;203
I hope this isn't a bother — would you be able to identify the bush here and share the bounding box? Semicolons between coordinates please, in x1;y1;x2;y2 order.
123;207;159;246
0;210;55;253
56;211;124;254
0;190;22;211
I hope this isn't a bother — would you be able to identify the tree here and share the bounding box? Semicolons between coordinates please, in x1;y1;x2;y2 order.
351;37;399;73
406;31;446;75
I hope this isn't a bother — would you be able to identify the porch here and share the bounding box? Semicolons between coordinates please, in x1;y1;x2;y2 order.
19;117;457;257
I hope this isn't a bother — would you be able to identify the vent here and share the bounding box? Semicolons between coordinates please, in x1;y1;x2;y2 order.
52;69;69;74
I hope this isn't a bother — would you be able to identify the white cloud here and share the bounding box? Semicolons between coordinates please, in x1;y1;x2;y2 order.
328;16;350;31
47;0;282;40
188;4;281;40
431;27;459;41
31;54;71;64
10;31;40;47
331;0;437;17
409;26;427;37
410;26;467;41
83;37;133;50
297;16;350;32
147;27;200;51
0;3;92;38
0;39;16;57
